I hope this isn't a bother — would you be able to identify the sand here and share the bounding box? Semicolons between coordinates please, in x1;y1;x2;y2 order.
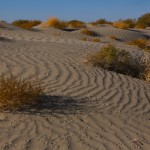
0;22;150;150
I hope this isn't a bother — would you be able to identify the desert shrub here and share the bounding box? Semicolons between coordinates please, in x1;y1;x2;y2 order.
136;13;150;29
0;74;43;111
91;38;101;42
81;28;96;36
109;35;118;40
128;39;150;50
122;19;136;28
81;38;88;41
81;37;100;42
12;20;41;29
91;19;112;26
86;44;140;77
46;17;67;29
113;21;130;29
67;20;85;28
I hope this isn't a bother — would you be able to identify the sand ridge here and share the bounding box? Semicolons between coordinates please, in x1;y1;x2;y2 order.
0;23;150;150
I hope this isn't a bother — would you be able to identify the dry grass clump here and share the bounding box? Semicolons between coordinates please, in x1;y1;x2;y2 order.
81;37;101;42
90;19;112;26
113;21;130;29
46;17;67;29
91;38;101;42
0;74;43;111
136;13;150;29
12;20;41;29
67;20;86;28
128;39;150;50
85;44;140;77
81;28;96;36
109;35;118;40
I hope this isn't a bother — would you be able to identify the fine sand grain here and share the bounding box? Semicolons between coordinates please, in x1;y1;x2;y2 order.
0;22;150;150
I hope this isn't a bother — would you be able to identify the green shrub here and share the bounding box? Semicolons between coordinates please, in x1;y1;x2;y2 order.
12;20;41;29
122;19;136;28
86;44;140;77
136;13;150;29
67;20;85;28
0;74;43;111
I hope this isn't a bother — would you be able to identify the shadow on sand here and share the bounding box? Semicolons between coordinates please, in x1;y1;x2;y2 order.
10;95;94;116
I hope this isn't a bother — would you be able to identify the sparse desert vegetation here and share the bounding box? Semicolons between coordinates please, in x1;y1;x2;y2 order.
128;38;150;51
113;21;130;29
12;20;42;29
81;37;101;42
85;44;144;78
90;19;112;26
46;17;67;29
91;38;101;42
109;35;118;40
81;28;96;36
67;20;86;28
0;74;43;111
136;13;150;29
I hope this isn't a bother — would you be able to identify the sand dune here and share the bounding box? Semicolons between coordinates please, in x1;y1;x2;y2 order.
0;23;150;150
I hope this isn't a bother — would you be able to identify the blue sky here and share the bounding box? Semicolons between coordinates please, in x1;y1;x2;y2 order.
0;0;150;22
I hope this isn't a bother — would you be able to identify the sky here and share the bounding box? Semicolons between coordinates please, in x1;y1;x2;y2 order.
0;0;150;22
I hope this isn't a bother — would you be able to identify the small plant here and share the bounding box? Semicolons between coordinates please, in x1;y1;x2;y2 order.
136;13;150;29
109;35;118;40
46;17;67;29
90;19;112;26
12;20;41;29
0;74;43;111
67;20;85;28
81;37;100;42
128;39;150;50
81;37;88;41
113;21;130;29
91;38;101;42
85;44;140;77
81;28;96;36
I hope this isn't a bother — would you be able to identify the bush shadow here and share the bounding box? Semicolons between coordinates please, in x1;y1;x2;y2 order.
13;95;92;115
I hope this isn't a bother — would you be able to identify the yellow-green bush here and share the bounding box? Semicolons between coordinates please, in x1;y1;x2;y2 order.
136;13;150;29
109;35;117;40
128;39;150;50
0;74;43;111
113;21;130;29
81;28;96;36
90;19;112;26
46;17;67;29
12;20;41;29
86;44;140;77
67;20;85;28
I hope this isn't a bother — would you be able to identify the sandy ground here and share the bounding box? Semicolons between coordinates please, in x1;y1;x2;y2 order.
0;22;150;150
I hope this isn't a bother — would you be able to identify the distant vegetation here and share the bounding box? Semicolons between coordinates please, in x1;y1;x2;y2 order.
12;20;41;29
46;17;67;29
136;13;150;29
67;20;86;28
81;28;96;36
90;19;112;26
128;39;150;51
113;13;150;29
